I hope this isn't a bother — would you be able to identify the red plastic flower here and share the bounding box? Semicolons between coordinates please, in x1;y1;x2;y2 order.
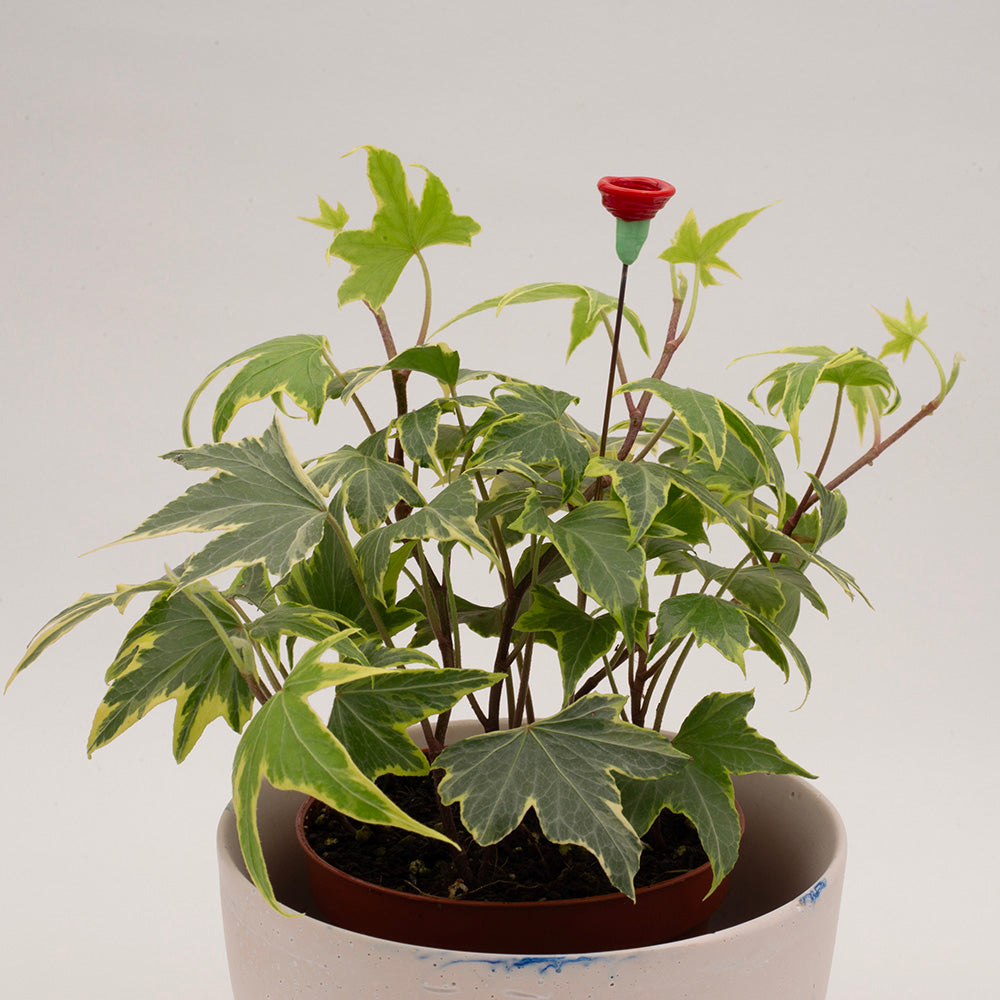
597;176;676;222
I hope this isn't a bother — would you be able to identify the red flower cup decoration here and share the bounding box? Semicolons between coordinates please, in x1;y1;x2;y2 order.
597;176;676;222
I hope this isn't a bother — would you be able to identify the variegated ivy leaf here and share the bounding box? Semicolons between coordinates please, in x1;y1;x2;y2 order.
116;418;329;588
750;518;868;605
340;344;462;403
434;694;689;899
356;476;498;600
246;603;357;643
6;576;172;689
619;691;813;893
309;434;425;534
673;691;816;780
394;400;453;473
618;756;740;896
181;335;334;446
521;498;645;647
514;586;618;704
435;282;649;358
618;379;727;470
652;592;813;692
727;564;828;619
298;195;349;241
718;401;787;521
328;667;502;778
741;606;813;691
277;517;418;637
232;637;453;914
876;298;927;363
743;346;900;459
658;206;767;287
89;583;254;762
805;474;848;551
329;146;480;310
467;382;590;501
588;458;767;567
652;593;752;668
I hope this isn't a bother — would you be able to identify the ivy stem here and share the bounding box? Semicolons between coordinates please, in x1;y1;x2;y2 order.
322;347;377;435
813;384;845;485
781;392;943;540
453;396;516;601
324;514;394;647
631;412;676;463
616;291;686;461
775;385;845;561
415;249;433;346
652;634;697;731
179;580;272;706
367;302;399;359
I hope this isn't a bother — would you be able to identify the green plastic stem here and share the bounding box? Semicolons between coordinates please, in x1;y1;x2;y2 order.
615;218;650;265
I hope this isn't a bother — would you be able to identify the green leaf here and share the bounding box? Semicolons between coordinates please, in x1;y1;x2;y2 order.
356;477;498;599
546;501;646;646
276;518;417;638
298;195;349;232
618;759;739;895
718;401;787;521
620;691;812;893
467;382;590;502
750;518;868;605
89;584;254;762
659;207;767;286
6;576;172;689
378;343;461;387
652;593;752;668
592;457;767;564
514;587;618;703
329;668;502;779
246;603;356;643
394;400;460;474
341;344;463;404
727;564;828;619
619;379;727;469
877;298;927;362
309;443;424;534
743;346;900;458
740;607;813;689
330;147;480;310
436;282;649;357
232;643;452;913
116;418;329;587
181;335;334;446
806;474;848;551
224;564;276;613
672;691;815;780
435;695;689;898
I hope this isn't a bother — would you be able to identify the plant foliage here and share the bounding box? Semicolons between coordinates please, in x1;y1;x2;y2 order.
9;147;960;913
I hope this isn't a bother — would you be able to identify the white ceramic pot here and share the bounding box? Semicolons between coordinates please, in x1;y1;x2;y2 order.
218;734;847;999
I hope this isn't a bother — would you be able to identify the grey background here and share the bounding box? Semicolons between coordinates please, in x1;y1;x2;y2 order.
2;1;997;996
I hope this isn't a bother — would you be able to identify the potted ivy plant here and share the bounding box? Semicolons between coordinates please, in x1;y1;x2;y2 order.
8;147;959;999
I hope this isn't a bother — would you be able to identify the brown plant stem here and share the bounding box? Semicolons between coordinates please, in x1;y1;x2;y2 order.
780;395;942;541
616;294;686;461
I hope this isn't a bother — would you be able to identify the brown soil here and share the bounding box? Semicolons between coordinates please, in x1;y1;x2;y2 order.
303;771;708;903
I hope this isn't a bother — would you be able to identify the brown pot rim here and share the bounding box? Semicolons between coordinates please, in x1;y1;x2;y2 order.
294;792;745;911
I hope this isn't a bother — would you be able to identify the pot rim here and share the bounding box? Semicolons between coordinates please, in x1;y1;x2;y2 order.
294;792;744;911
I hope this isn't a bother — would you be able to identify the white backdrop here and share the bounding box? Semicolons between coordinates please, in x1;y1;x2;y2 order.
2;2;997;997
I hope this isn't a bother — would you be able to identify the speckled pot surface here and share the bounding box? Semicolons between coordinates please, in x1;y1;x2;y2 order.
218;727;847;999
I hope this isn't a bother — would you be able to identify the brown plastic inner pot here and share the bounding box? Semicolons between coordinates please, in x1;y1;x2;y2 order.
295;795;744;953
